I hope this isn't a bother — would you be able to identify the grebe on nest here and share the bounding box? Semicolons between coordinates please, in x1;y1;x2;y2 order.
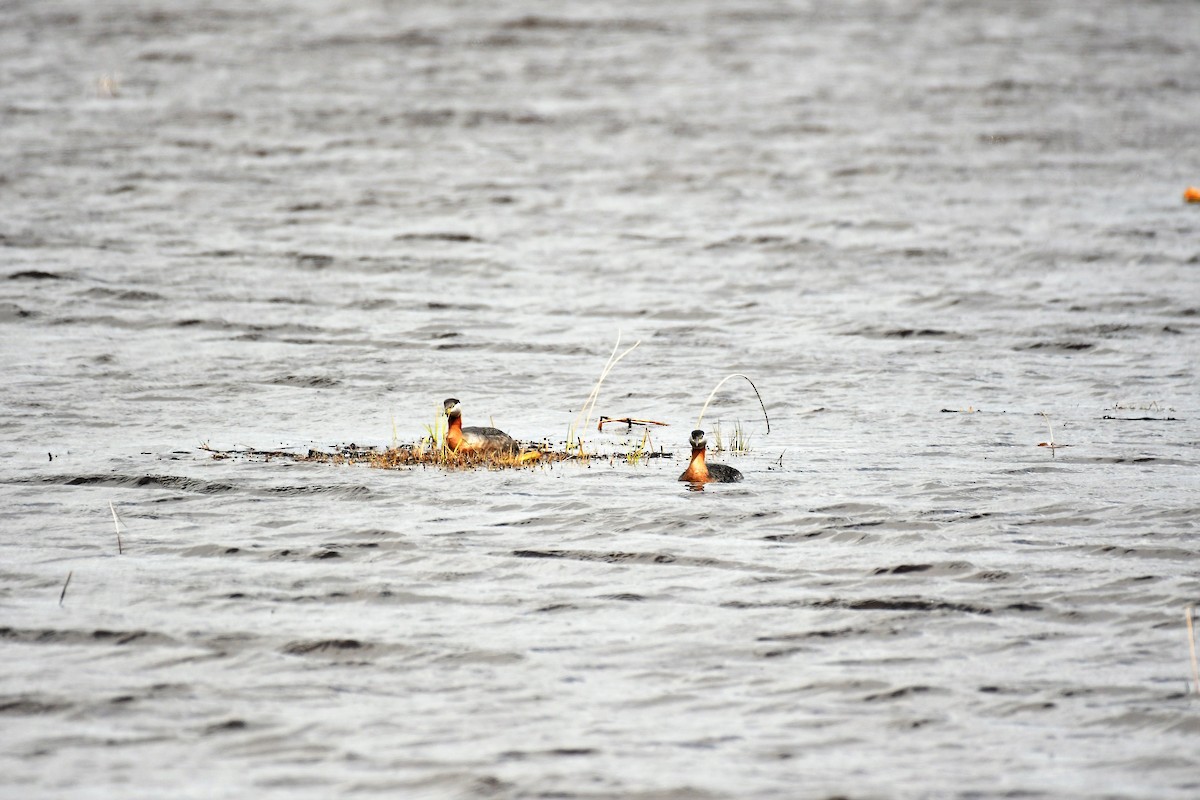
444;398;518;454
679;429;743;484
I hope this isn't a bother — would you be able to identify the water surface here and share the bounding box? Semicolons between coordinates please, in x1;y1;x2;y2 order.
2;1;1199;797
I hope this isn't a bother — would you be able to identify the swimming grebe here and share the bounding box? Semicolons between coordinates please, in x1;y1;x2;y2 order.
679;429;743;483
443;398;518;454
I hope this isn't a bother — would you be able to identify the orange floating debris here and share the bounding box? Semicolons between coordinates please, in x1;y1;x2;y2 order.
1185;186;1200;203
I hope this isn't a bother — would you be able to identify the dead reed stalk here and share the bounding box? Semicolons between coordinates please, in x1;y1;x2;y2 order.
570;331;641;447
110;501;123;554
1037;411;1070;455
696;374;770;433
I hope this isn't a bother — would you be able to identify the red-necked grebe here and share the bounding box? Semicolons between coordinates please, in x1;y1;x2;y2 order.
444;398;518;454
679;429;743;483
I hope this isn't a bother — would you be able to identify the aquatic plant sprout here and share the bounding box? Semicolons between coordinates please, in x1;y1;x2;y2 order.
712;420;753;454
420;402;448;453
626;428;653;465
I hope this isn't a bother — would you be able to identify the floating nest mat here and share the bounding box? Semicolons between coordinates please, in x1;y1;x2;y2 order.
200;442;674;471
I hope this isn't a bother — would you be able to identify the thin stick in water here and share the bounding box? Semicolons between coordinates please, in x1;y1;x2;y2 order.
696;374;770;433
598;416;669;431
1187;606;1200;695
110;501;123;555
59;571;72;606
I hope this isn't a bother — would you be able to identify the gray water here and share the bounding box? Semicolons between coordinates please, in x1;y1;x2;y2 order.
2;1;1199;797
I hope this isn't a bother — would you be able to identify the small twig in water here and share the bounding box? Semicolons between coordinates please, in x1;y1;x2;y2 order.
110;501;123;555
1187;606;1200;696
597;416;668;431
59;571;73;606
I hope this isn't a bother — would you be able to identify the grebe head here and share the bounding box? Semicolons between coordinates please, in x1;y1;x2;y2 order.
443;398;463;419
689;429;707;449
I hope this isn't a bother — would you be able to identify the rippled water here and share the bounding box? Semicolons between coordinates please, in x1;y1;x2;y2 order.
2;1;1199;797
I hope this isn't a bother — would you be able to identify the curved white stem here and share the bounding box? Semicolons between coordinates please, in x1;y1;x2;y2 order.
696;373;770;433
